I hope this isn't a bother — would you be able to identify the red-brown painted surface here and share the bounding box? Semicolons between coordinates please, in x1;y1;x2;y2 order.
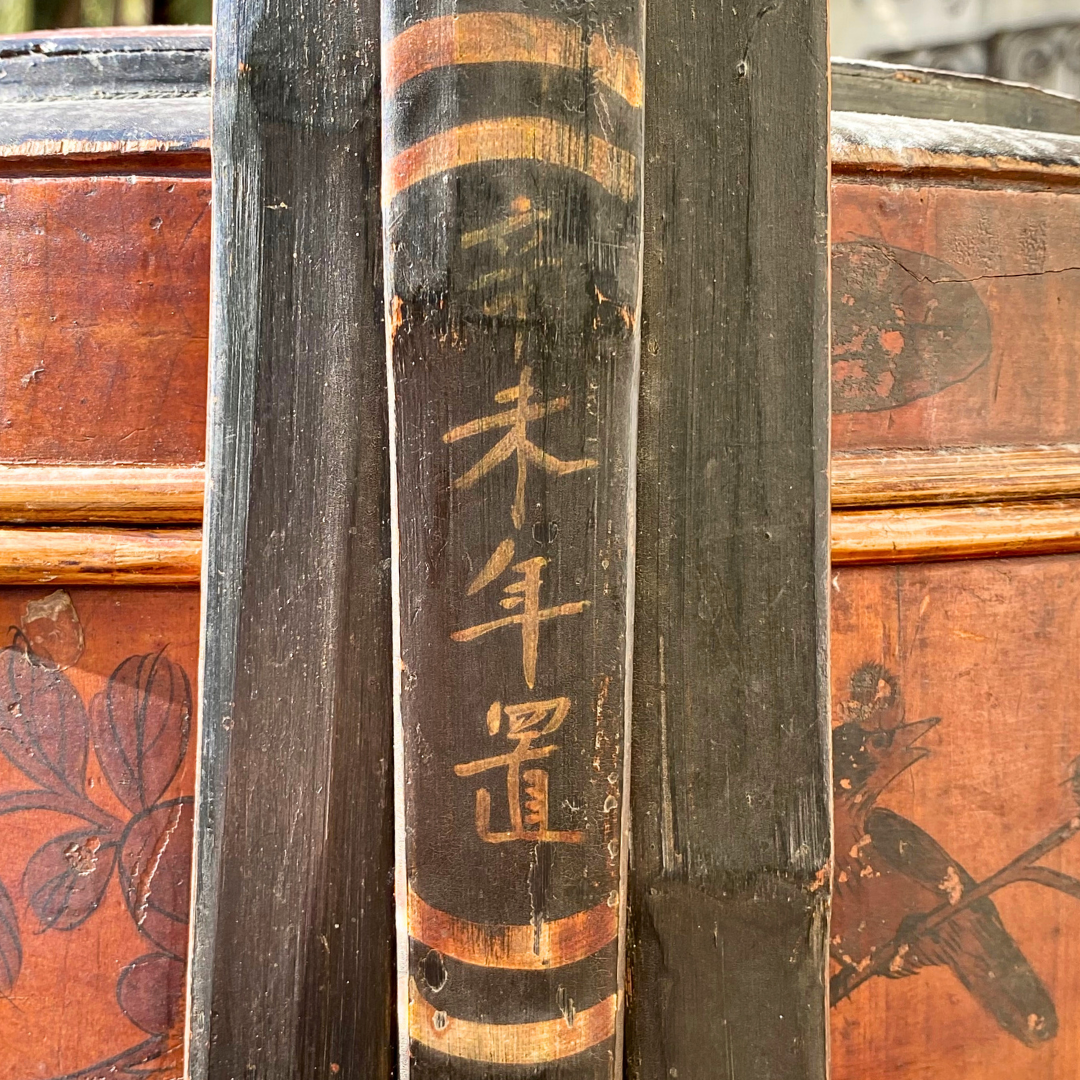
0;587;198;1080
832;181;1080;452
0;176;210;465
831;557;1080;1079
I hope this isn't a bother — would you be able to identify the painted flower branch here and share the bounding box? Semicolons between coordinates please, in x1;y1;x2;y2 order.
0;635;194;1079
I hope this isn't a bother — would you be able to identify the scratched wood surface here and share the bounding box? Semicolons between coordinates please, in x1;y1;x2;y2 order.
0;174;210;465
832;181;1080;453
830;556;1080;1080
383;3;643;1075
190;1;395;1077
0;586;198;1080
625;0;831;1078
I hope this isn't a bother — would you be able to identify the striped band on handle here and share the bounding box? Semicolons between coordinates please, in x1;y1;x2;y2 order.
383;3;644;1073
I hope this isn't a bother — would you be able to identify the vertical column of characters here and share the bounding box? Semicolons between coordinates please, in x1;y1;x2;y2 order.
382;3;644;1076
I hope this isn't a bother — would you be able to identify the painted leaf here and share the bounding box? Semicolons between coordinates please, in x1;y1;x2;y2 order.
90;651;192;813
39;1035;172;1080
832;241;991;413
0;876;22;993
23;830;117;931
0;643;89;796
117;952;186;1035
118;798;194;958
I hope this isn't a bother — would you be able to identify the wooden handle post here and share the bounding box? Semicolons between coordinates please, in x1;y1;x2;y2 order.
382;4;644;1074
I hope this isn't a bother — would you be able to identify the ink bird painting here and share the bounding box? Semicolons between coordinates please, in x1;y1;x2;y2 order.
831;556;1080;1080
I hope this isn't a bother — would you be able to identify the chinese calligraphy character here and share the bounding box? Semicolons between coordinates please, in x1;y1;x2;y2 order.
451;556;588;689
454;698;583;844
443;366;597;529
461;195;550;258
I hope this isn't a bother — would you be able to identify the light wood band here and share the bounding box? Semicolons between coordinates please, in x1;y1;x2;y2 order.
0;527;201;584
0;465;204;523
3;449;1075;525
408;887;618;970
409;978;617;1064
0;463;1078;578
831;498;1080;565
832;445;1080;508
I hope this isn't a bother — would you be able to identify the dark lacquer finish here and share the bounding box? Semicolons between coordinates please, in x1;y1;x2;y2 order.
625;4;832;1080
382;3;644;1075
190;2;395;1078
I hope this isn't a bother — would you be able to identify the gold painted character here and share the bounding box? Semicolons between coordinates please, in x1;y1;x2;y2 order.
442;365;597;529
451;556;588;689
454;698;583;844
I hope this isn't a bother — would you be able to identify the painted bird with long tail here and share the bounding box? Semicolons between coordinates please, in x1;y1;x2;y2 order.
831;662;1058;1046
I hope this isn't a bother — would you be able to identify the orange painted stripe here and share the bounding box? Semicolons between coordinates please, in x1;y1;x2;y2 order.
384;116;638;205
410;978;617;1063
385;12;642;108
408;888;618;970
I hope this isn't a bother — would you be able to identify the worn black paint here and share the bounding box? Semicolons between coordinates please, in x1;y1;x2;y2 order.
383;1;643;1075
832;59;1080;135
191;1;395;1077
626;2;832;1079
0;29;210;102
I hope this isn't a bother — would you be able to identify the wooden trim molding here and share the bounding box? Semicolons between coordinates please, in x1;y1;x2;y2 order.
0;27;210;163
831;498;1080;564
0;527;201;584
832;445;1080;508
832;110;1080;182
4;449;1079;525
0;455;1074;580
0;465;205;523
831;59;1080;137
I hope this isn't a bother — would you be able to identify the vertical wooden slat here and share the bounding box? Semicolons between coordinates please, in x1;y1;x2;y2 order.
189;2;395;1077
626;3;832;1079
381;4;644;1076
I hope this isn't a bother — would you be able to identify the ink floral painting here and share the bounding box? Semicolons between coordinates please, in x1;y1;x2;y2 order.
0;588;198;1080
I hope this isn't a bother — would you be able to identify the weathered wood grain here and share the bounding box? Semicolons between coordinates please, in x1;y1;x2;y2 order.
831;556;1080;1080
832;446;1080;508
0;175;210;465
0;586;199;1080
832;182;1080;454
0;527;200;584
382;3;643;1075
189;0;395;1077
625;2;831;1079
0;464;203;522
